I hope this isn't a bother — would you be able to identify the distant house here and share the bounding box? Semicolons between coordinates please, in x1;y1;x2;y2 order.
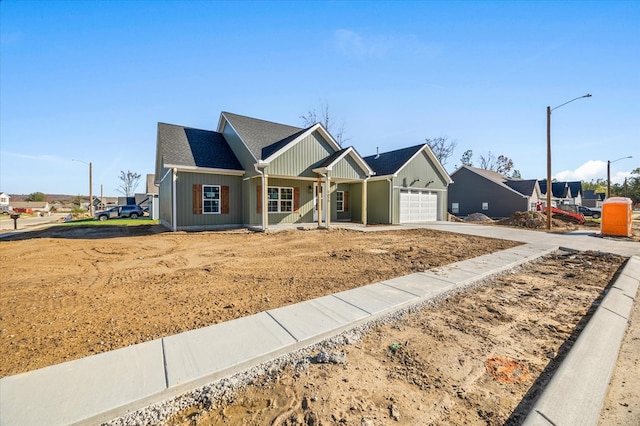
154;111;451;231
0;192;10;206
538;180;583;206
146;174;159;219
582;190;604;208
447;166;542;218
11;201;50;214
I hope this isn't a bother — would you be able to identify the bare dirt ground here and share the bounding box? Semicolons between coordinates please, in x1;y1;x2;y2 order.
163;250;633;426
0;226;520;377
0;223;637;425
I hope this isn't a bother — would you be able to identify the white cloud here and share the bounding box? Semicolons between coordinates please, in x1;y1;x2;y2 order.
333;29;440;60
554;160;634;184
1;151;69;163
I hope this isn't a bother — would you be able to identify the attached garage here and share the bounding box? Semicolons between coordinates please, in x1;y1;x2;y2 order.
399;190;438;223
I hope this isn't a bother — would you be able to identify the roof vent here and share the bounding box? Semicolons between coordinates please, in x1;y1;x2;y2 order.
375;147;380;159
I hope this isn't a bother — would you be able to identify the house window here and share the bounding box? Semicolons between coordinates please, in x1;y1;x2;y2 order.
451;203;459;214
203;185;220;214
336;191;344;212
267;186;293;213
482;202;489;211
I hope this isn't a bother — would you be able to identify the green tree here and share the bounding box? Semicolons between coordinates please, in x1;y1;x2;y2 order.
460;149;473;167
26;192;46;202
615;167;640;204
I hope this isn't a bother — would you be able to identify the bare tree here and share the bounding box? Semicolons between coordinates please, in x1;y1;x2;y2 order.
300;101;349;146
117;170;141;197
425;137;457;166
479;151;514;175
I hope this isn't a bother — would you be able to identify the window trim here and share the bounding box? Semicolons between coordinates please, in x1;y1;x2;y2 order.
203;184;221;215
336;191;344;212
267;186;294;214
451;202;459;214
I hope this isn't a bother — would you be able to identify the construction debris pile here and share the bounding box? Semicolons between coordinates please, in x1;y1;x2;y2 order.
496;211;564;229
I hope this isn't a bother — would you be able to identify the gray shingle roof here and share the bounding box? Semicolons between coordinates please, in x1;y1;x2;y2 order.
157;123;242;170
567;181;582;197
453;166;537;197
538;180;570;198
583;190;604;201
504;179;538;196
221;112;305;161
363;144;424;176
317;148;349;168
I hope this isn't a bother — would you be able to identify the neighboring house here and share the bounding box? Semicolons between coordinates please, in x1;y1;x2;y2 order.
448;166;542;218
146;174;159;219
0;192;10;206
538;180;582;206
363;144;452;224
582;190;604;208
154;111;451;231
11;201;50;214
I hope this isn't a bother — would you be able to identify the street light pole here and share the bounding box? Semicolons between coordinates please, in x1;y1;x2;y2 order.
73;159;94;216
607;156;632;198
546;93;592;230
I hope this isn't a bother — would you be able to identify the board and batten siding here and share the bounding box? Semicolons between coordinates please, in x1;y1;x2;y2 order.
266;131;334;177
367;180;391;224
248;177;315;225
448;167;526;218
175;171;243;228
158;168;174;228
331;155;367;180
395;151;448;191
393;151;449;222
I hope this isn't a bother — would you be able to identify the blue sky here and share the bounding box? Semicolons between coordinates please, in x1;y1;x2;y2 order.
1;1;638;197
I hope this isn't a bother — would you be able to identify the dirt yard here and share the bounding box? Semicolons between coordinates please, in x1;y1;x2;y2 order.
0;226;522;377
0;224;636;425
162;250;632;426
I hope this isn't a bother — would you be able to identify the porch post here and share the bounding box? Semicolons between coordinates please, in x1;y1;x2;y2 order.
317;177;322;228
361;178;368;225
324;174;330;229
262;173;268;231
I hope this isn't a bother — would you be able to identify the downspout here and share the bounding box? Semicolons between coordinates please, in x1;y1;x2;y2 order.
172;168;177;232
254;164;268;231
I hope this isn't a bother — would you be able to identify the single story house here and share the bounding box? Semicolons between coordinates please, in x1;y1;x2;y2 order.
448;166;542;218
155;111;451;231
582;190;604;208
146;174;160;219
0;192;10;207
538;180;583;206
10;201;51;214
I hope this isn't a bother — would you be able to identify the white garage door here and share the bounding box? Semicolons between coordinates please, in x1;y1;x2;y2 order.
399;191;437;223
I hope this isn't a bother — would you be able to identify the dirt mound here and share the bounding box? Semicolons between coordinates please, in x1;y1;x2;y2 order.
448;213;464;222
496;211;565;229
464;212;494;222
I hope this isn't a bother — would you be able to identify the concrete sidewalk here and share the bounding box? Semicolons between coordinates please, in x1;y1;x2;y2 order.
0;222;637;425
1;242;558;425
413;221;639;257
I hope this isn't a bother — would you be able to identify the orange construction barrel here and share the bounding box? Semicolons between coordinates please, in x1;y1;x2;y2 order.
601;197;633;237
